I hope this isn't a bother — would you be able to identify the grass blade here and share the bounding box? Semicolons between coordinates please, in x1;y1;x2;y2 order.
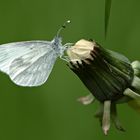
105;0;112;38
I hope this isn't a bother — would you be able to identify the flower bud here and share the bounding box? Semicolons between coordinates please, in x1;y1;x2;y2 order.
66;39;140;135
67;39;134;102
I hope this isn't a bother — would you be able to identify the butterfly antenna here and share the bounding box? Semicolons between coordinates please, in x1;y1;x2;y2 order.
56;20;71;37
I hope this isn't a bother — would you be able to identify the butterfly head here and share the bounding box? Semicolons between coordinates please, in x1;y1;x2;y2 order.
51;20;71;55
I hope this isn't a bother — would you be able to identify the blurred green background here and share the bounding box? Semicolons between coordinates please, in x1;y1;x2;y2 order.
0;0;140;139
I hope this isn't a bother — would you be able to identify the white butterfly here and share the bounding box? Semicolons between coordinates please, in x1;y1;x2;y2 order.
0;20;72;87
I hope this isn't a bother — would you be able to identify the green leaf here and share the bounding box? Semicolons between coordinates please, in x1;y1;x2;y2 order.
105;0;112;38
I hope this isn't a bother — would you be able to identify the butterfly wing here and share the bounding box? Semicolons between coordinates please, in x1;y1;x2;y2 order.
0;42;30;74
0;41;58;86
0;41;51;74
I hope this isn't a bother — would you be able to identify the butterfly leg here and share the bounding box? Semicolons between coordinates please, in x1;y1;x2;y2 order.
60;55;70;62
60;43;74;62
63;43;74;49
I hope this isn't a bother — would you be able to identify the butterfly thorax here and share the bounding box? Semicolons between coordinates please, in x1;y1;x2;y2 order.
52;36;64;57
